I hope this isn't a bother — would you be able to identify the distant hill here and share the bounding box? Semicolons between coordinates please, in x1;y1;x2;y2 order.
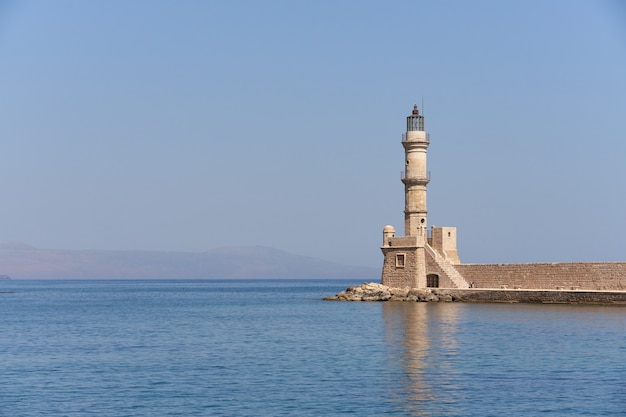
0;242;378;279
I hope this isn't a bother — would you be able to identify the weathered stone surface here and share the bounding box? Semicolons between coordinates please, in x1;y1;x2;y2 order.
455;262;626;291
438;293;453;302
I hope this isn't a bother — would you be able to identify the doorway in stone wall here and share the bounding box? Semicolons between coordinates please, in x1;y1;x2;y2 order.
426;274;439;288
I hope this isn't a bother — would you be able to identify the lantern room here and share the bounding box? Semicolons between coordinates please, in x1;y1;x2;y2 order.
406;104;424;131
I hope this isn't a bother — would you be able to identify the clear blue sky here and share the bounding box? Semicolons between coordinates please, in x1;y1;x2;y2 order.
1;0;625;267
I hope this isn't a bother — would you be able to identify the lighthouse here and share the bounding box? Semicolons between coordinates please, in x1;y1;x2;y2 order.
402;105;430;240
381;105;468;289
380;105;429;288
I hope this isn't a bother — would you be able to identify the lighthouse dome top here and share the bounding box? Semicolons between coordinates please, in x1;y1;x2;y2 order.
407;104;425;131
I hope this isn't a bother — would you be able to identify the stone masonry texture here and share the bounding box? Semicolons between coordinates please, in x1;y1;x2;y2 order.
455;262;626;291
381;247;420;288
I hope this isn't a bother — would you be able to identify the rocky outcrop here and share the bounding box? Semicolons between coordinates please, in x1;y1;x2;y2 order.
323;282;454;302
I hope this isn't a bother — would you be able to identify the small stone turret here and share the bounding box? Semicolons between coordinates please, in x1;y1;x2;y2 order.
382;225;395;247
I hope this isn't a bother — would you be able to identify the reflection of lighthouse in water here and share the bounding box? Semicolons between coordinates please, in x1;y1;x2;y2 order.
382;303;460;415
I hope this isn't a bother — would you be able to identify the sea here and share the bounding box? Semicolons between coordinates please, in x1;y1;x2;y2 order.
1;279;625;417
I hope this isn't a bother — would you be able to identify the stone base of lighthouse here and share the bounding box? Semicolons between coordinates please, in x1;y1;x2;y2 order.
380;224;428;288
381;225;470;289
381;238;427;288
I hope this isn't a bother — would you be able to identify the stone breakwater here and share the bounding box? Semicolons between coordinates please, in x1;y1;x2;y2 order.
323;282;626;304
323;282;453;302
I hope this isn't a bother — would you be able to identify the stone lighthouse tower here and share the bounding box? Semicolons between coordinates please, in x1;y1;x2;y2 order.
380;105;430;288
402;105;430;239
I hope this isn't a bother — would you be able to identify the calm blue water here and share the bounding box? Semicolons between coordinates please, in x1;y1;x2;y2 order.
1;279;625;416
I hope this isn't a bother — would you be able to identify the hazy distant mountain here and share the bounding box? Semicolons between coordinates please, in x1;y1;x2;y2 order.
0;242;378;279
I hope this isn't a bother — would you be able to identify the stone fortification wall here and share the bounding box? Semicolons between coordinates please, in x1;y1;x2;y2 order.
455;262;626;291
441;288;626;304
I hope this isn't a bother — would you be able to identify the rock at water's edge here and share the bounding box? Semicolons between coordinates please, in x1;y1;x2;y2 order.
323;282;452;302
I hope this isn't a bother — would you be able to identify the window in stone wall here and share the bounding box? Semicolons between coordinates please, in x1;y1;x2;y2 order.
395;254;406;268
